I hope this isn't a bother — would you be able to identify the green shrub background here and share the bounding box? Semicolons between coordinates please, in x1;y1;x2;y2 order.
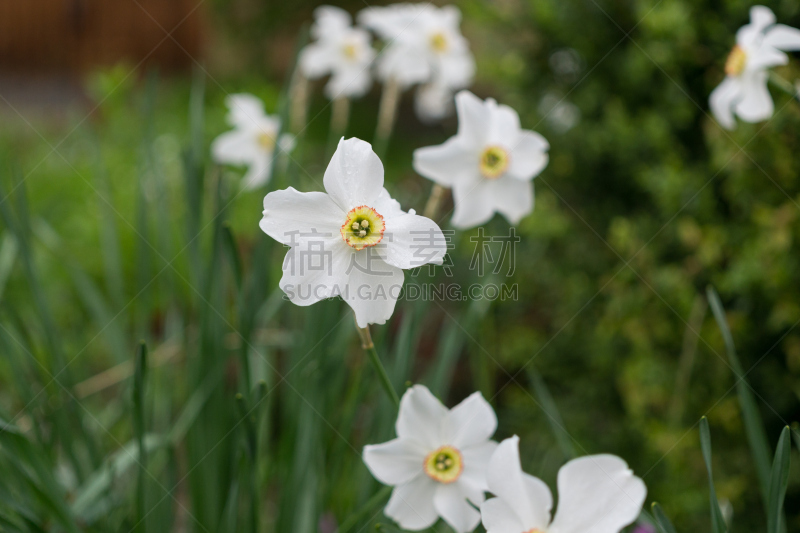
0;0;799;531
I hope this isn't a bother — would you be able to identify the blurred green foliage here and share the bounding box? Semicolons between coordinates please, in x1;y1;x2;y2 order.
0;0;799;531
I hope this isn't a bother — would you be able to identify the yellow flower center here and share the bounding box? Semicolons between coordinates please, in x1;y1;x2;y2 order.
342;43;358;60
430;32;448;53
725;45;747;76
257;132;276;150
423;445;463;484
340;205;385;251
479;146;510;179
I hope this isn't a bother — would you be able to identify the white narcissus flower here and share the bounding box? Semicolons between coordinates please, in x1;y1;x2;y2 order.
358;4;475;93
212;94;295;190
415;80;456;123
413;91;549;229
259;138;445;328
710;5;800;130
481;437;646;533
299;6;376;99
363;385;498;533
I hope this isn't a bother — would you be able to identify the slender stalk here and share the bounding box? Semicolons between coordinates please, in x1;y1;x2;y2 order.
768;72;800;103
328;97;351;154
290;72;310;134
373;77;401;159
356;321;400;407
423;184;447;221
133;341;148;533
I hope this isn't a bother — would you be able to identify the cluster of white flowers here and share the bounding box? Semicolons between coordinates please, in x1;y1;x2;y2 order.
299;3;475;121
363;385;647;533
710;5;800;129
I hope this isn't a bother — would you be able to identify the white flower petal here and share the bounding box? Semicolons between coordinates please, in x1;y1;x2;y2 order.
396;385;448;449
383;213;446;270
459;440;499;494
259;188;344;245
455;90;490;149
278;242;350;307
325;65;373;99
299;43;337;79
481;497;526;533
763;24;800;51
372;188;405;219
737;5;776;48
734;70;774;123
413;136;477;187
451;175;497;229
709;77;742;130
487;437;552;530
415;82;455;123
508;130;550;181
437;51;475;89
346;255;403;328
443;392;497;448
550;454;647;533
278;133;296;154
211;130;260;165
311;5;352;39
491;177;534;225
747;46;788;71
486;100;522;147
377;43;432;86
385;475;439;531
363;438;427;485
324;138;385;211
241;153;274;190
434;483;482;533
226;93;266;128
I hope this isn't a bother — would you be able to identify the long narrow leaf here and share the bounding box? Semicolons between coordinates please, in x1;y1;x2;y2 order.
699;417;727;533
767;426;791;533
651;502;676;533
706;286;771;507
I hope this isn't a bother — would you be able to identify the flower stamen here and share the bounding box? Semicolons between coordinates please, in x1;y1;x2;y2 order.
342;43;358;60
257;132;276;150
479;146;510;179
725;45;747;76
341;205;385;250
430;32;448;53
424;445;463;484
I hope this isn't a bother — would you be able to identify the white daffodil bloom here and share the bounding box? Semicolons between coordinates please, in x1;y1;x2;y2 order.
363;385;498;533
259;138;445;328
710;5;800;130
299;6;376;99
413;91;549;229
481;437;647;533
211;94;295;190
358;4;475;91
415;79;456;123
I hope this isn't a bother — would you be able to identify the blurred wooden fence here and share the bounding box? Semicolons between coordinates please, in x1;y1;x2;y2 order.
0;0;204;73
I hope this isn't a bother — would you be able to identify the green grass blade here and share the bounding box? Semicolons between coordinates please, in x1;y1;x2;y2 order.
706;286;771;507
526;366;576;460
0;232;18;302
336;485;392;533
699;417;727;533
651;502;676;533
133;341;148;533
767;426;791;533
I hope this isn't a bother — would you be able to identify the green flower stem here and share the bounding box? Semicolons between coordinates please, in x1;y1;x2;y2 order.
373;77;401;159
768;72;800;103
356;322;400;408
423;184;448;221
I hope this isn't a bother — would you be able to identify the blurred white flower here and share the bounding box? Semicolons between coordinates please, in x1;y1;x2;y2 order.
363;385;498;533
359;4;475;93
710;5;800;129
413;91;549;229
415;79;455;122
212;94;295;190
259;138;445;328
299;6;376;100
481;436;647;533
